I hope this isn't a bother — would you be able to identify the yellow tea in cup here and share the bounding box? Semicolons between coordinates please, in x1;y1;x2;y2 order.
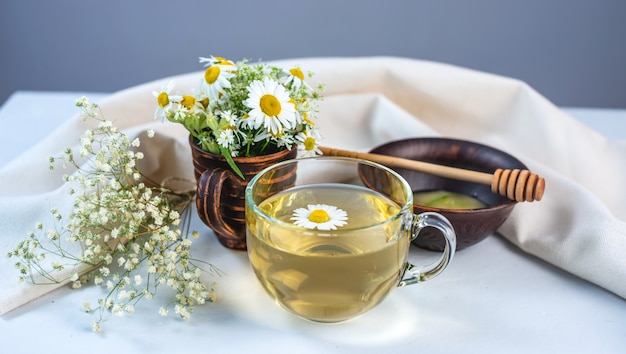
247;183;407;322
245;157;456;323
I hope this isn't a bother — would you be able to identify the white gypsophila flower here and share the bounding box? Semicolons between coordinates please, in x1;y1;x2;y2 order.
291;204;349;231
8;96;223;331
83;301;92;312
112;304;123;316
243;78;297;135
92;321;102;333
75;96;90;108
174;304;190;320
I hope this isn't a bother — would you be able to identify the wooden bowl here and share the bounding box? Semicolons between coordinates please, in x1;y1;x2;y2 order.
369;137;526;251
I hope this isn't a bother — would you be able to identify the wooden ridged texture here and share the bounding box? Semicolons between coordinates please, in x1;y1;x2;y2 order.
190;138;297;250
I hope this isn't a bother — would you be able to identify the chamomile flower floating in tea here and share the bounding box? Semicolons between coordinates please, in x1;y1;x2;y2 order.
291;204;349;230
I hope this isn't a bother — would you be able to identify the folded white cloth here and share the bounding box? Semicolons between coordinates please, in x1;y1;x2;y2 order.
1;56;624;315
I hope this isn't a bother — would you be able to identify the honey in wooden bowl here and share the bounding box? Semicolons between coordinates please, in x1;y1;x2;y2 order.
369;137;526;251
413;190;487;210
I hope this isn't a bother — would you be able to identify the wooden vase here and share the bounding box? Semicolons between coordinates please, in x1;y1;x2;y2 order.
189;137;298;250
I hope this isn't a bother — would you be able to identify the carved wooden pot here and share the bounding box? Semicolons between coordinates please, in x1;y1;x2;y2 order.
189;137;297;250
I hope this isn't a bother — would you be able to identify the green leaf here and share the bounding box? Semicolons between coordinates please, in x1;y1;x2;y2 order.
220;147;245;180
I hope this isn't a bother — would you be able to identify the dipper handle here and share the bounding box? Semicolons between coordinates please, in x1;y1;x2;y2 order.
319;146;545;202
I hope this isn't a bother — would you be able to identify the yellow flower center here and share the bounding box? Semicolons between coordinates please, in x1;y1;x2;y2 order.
302;112;315;126
260;94;282;117
303;137;316;151
204;66;221;85
289;68;305;81
157;92;169;108
181;95;196;109
200;97;210;108
215;57;234;66
308;209;330;223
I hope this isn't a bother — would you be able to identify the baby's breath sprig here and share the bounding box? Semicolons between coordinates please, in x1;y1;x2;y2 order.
7;96;219;332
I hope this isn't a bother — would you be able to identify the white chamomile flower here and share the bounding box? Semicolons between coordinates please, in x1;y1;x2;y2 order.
275;132;295;148
254;130;294;149
199;55;235;67
172;105;190;121
244;78;297;136
152;81;181;122
291;204;348;230
216;129;235;149
179;94;203;112
295;129;322;157
281;67;311;90
219;110;238;126
201;63;235;102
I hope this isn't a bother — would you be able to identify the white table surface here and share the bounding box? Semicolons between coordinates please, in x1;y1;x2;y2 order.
1;91;625;353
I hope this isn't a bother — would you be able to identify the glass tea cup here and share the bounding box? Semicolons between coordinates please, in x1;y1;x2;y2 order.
245;157;456;323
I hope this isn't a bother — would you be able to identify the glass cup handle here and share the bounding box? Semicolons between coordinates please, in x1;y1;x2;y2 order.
398;212;456;287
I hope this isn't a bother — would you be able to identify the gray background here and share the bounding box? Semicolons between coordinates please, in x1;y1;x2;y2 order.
1;0;625;108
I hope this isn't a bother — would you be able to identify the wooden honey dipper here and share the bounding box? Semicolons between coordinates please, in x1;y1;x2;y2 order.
319;146;545;202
